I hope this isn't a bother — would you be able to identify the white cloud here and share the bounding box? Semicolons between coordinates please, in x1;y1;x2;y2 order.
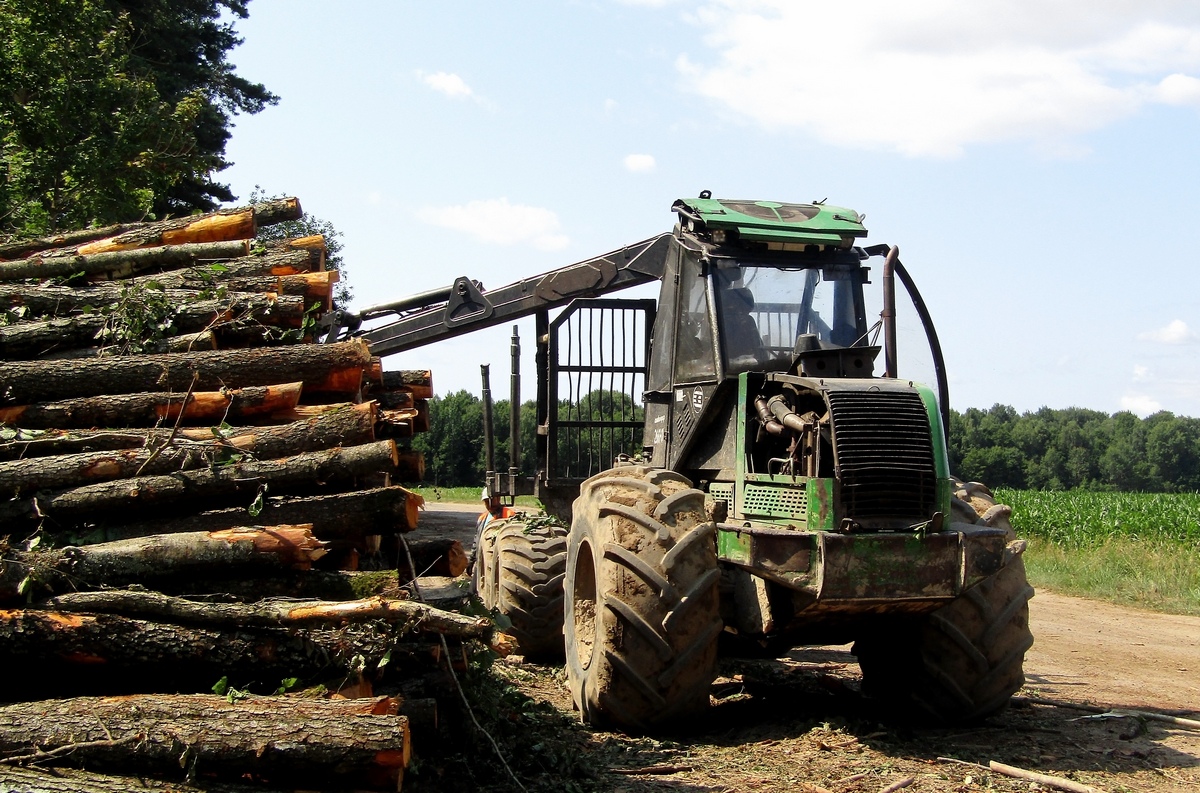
1138;319;1197;344
623;153;657;173
418;71;475;99
1133;364;1151;382
417;198;570;251
677;1;1200;157
604;98;618;113
1120;394;1163;416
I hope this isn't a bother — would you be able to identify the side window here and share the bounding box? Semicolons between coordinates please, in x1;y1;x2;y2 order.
673;255;717;383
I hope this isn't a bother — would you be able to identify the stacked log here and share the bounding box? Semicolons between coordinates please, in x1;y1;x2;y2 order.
0;199;472;792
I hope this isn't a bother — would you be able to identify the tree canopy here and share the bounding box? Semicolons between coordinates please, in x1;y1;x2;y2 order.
0;0;275;237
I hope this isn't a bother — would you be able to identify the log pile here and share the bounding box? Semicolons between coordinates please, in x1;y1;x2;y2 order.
0;200;478;791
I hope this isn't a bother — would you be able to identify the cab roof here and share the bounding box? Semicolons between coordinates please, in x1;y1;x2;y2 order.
673;197;868;249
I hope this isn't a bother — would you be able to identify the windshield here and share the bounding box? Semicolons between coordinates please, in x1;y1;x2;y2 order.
714;263;868;376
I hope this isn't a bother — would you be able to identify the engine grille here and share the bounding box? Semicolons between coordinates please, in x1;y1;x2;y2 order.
827;389;937;525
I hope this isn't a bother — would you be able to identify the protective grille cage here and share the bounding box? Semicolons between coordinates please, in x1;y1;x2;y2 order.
827;389;937;524
549;301;652;480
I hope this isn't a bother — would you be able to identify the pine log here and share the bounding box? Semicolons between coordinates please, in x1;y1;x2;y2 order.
45;590;492;639
0;338;372;404
398;538;469;579
0;611;436;701
0;382;303;431
0;694;408;787
374;407;418;439
0;241;251;283
1;526;327;600
381;369;433;399
0;200;302;262
0;765;291;793
0;282;316;322
90;485;421;541
0;403;374;493
76;208;256;256
37;330;218;359
396;450;425;482
127;247;322;290
0;403;372;461
0;440;399;524
0;295;311;359
374;389;414;410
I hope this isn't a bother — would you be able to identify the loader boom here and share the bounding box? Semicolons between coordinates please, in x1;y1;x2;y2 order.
323;234;671;356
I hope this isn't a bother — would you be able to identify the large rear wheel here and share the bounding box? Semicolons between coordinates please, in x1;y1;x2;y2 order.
564;466;722;731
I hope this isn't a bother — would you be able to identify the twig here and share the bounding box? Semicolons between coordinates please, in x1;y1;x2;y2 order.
988;761;1104;793
0;734;140;765
879;778;914;793
610;764;694;775
1111;709;1200;731
937;756;989;772
134;372;198;477
399;535;528;793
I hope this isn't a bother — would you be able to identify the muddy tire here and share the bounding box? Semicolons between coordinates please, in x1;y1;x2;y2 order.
470;515;505;609
564;466;723;731
494;519;568;659
855;555;1035;723
950;477;1015;538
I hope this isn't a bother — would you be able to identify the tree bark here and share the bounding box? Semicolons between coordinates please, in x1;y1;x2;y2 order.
0;403;373;461
0;241;251;283
0;382;303;430
127;247;323;289
76;208;256;256
38;330;218;359
0;282;315;323
0;338;371;404
0;402;374;493
0;294;311;359
0;439;399;524
44;590;492;639
1;526;327;600
0;693;409;787
381;369;433;399
0;200;302;262
0;765;296;793
92;485;421;541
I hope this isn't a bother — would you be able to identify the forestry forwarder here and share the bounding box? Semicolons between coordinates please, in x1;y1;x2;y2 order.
321;193;1034;731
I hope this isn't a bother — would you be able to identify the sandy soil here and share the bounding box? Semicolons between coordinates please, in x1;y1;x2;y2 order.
418;503;1200;792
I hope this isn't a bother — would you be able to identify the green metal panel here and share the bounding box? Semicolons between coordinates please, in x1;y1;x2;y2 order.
916;384;950;479
716;526;752;566
806;478;836;529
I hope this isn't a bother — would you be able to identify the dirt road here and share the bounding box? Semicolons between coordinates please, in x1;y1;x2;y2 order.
416;503;1200;791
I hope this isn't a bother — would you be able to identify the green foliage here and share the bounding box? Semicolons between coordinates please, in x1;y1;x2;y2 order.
411;389;644;487
94;280;177;354
952;405;1200;492
248;186;351;306
0;0;274;237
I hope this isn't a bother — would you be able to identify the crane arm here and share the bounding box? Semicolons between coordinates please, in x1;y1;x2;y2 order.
324;233;672;357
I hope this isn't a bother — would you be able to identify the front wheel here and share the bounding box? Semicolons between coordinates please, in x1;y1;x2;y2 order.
855;555;1035;722
564;466;723;732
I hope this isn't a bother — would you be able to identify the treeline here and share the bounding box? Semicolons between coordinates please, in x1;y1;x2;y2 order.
950;405;1200;492
410;390;643;487
414;392;1200;493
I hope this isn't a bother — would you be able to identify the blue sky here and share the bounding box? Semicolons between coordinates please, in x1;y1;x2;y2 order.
222;1;1200;418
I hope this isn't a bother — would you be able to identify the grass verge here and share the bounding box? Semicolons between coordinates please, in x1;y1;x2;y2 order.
407;485;540;508
998;488;1200;616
